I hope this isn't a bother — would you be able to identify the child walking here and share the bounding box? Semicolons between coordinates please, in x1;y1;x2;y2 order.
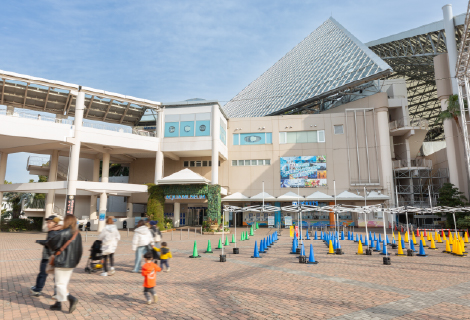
153;242;172;272
141;252;161;304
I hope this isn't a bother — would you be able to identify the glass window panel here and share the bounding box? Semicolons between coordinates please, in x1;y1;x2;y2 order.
307;131;317;143
195;161;202;167
266;133;272;144
334;125;344;134
202;161;208;166
238;160;244;166
195;120;210;136
279;132;286;144
190;161;195;167
244;160;251;165
232;160;237;166
183;161;189;167
286;132;296;143
318;130;325;142
233;134;239;145
265;159;271;165
296;131;308;143
251;160;257;165
209;161;212;166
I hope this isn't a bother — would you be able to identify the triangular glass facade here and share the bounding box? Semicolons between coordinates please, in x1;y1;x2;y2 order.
223;18;392;118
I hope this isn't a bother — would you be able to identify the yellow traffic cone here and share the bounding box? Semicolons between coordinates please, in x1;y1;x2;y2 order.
460;237;467;254
454;239;464;256
412;233;417;245
437;233;443;243
429;236;437;250
404;232;409;243
427;232;432;241
449;232;453;242
327;240;335;255
392;231;396;241
442;232;447;242
443;240;451;253
356;241;364;255
420;233;427;247
396;240;406;256
465;232;469;243
397;232;402;242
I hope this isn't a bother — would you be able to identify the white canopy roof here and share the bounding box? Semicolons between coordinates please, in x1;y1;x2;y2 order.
365;191;390;200
305;191;334;201
221;192;249;201
157;169;210;185
277;192;304;201
335;191;365;200
250;192;276;201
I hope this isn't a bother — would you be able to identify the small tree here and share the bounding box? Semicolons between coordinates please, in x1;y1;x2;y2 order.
437;183;468;228
438;94;465;132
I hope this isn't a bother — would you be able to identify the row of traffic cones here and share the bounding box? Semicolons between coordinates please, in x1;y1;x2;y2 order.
252;231;278;258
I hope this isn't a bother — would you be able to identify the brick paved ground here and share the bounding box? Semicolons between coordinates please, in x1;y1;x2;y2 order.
1;227;470;319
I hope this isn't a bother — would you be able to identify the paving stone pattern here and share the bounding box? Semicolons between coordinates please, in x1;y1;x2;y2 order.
1;228;470;319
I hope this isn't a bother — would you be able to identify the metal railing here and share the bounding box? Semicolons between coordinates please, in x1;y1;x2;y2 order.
26;156;88;181
389;117;429;130
0;109;156;138
392;159;432;169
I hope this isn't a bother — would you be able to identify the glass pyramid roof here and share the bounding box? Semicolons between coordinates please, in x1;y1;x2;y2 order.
223;18;392;118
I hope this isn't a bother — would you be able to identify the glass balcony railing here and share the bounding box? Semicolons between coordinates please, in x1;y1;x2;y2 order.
389;117;428;130
0;109;156;137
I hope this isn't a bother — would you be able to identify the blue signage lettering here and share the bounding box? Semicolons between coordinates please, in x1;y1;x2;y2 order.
165;195;206;200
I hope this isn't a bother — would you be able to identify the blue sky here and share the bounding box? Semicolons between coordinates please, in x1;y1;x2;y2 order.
1;0;466;183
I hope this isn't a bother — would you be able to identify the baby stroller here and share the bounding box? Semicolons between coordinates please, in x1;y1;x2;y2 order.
84;240;103;274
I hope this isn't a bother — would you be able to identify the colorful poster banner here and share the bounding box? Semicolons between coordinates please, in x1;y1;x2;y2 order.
280;156;327;188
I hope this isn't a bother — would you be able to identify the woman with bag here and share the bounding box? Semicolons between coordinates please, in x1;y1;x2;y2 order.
132;220;153;272
98;217;121;276
46;214;83;313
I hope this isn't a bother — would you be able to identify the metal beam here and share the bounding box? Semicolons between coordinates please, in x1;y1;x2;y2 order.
119;102;131;124
102;99;113;121
1;79;4;105
43;87;51;111
23;83;29;107
84;95;95;118
63;93;72;115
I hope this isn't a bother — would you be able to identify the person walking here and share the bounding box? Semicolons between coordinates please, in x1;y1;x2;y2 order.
153;241;172;272
132;220;153;272
141;251;161;304
46;214;83;313
149;220;162;247
30;215;62;297
98;217;121;276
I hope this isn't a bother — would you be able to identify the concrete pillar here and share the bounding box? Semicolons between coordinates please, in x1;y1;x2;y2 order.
89;159;100;220
0;152;8;206
376;107;395;207
66;91;85;215
102;153;110;183
434;53;460;189
43;150;59;231
173;202;180;227
442;4;459;93
211;104;220;184
155;109;164;183
98;192;108;232
126;197;133;228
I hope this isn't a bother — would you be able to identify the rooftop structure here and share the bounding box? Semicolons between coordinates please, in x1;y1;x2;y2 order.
223;18;392;118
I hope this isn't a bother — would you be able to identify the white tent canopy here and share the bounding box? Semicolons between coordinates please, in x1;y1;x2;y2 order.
157;168;210;185
277;192;304;201
305;191;334;201
335;191;365;200
250;192;276;200
221;192;250;201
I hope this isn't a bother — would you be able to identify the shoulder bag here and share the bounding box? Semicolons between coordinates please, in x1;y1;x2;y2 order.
46;230;79;274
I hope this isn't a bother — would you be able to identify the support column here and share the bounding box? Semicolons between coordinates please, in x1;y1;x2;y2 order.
0;152;8;206
211;104;220;184
174;202;180;228
155;109;164;183
98;192;108;232
434;53;460;189
376;107;395;207
43;150;59;231
66;91;85;215
89;158;100;220
126;197;134;228
442;4;459;93
98;153;110;232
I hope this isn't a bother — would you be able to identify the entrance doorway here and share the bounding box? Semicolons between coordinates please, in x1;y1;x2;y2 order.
230;212;243;227
187;206;207;226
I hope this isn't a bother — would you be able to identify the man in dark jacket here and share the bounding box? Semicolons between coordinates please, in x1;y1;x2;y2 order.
30;215;62;297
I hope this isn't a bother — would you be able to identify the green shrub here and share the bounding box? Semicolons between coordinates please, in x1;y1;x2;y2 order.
0;218;42;232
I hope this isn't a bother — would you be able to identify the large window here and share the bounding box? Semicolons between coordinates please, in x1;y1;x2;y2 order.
233;132;272;145
220;122;227;145
164;113;211;138
183;160;220;167
279;130;325;144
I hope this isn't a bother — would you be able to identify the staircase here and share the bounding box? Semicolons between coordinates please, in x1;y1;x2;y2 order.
26;156;88;181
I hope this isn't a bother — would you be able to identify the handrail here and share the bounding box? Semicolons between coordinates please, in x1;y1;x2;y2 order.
389;117;429;130
392;159;432;169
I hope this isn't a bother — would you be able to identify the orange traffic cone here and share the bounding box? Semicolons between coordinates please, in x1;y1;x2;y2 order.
424;230;427;237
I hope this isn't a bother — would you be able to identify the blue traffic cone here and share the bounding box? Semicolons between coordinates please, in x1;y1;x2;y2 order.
392;236;396;245
261;239;267;253
365;237;369;247
369;231;373;241
380;240;388;255
347;231;350;240
306;231;310;240
374;232;377;241
417;240;427;256
355;234;359;242
290;238;297;254
375;239;381;252
401;239;406;252
301;242;305;256
410;239;416;252
360;234;363;244
333;238;338;250
386;235;390;245
341;231;345;240
251;241;261;258
378;234;382;243
307;244;318;264
265;238;270;250
337;238;342;250
314;231;318;240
